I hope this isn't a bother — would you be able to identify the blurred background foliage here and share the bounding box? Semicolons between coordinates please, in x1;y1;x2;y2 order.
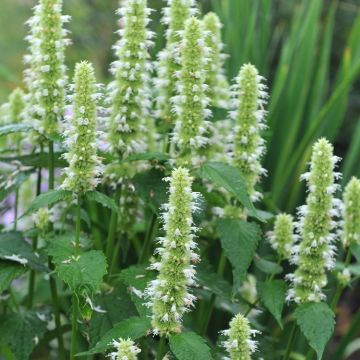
0;0;359;215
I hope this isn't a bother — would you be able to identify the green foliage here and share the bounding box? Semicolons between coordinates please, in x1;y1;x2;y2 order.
85;191;120;213
0;260;26;292
0;123;33;136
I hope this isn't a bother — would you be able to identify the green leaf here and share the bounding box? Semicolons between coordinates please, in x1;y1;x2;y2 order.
197;162;263;221
350;244;360;263
169;332;213;360
0;170;32;202
0;123;33;136
118;264;156;317
22;190;72;217
257;280;286;328
86;191;120;213
0;152;66;168
294;302;335;359
217;219;261;295
76;316;151;356
254;257;283;275
0;260;26;292
0;310;49;360
124;152;170;162
0;232;46;271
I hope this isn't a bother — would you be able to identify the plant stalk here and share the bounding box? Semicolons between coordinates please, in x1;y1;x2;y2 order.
283;322;297;360
139;212;158;263
156;337;166;360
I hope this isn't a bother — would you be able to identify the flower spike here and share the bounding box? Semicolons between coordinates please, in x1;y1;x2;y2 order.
287;138;341;303
61;61;103;195
146;167;200;337
108;338;141;360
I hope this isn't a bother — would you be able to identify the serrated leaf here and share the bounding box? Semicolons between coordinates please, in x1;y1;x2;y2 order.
0;123;33;136
118;264;156;316
257;280;286;328
0;310;49;360
0;260;26;292
22;189;72;217
254;257;283;275
197;162;263;221
294;302;335;359
76;316;151;356
124;152;170;162
0;152;66;168
0;232;46;271
217;219;261;295
169;332;213;360
86;191;120;213
0;170;32;202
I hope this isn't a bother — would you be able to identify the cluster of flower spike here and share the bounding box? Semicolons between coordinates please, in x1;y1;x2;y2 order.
155;0;197;123
342;177;360;248
146;167;200;337
221;313;259;360
23;0;70;138
108;338;141;360
287;138;341;303
171;17;212;165
107;0;154;159
61;62;103;195
229;64;268;202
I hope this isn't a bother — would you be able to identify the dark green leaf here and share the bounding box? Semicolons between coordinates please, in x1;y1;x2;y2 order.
0;260;26;292
76;316;151;356
350;244;360;263
124;152;170;162
254;257;283;275
197;162;263;221
257;280;286;328
294;302;335;359
169;332;213;360
0;123;33;136
86;191;120;213
0;152;66;168
217;219;261;295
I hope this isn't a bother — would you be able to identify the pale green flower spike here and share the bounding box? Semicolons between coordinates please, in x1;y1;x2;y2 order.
221;313;259;360
172;17;212;166
155;0;197;123
61;61;103;195
107;0;154;160
146;167;200;337
202;12;230;108
108;338;141;360
287;138;341;303
24;0;70;137
33;208;53;233
342;177;360;247
268;213;295;260
230;63;268;202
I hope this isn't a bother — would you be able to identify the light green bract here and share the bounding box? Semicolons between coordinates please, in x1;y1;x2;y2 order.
146;167;200;337
171;17;212;166
61;61;103;195
287;138;341;303
155;0;197;124
108;338;141;360
342;177;360;247
268;213;295;260
230;63;268;202
221;313;259;360
23;0;70;138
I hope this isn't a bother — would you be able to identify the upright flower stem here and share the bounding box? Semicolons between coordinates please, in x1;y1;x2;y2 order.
70;197;81;360
139;212;158;264
156;337;166;360
283;322;297;360
47;140;65;360
13;189;19;231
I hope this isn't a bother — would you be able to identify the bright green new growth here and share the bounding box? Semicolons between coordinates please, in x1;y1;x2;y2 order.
107;0;154;160
230;63;267;202
342;177;360;247
268;213;295;260
202;12;229;108
287;138;340;303
33;208;52;233
172;17;212;165
222;313;259;360
155;0;197;123
24;0;70;137
61;61;102;195
146;167;199;337
108;338;141;360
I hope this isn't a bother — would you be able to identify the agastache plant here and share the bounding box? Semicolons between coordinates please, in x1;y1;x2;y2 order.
171;17;212;165
230;63;267;202
155;0;197;123
221;313;259;360
107;0;154;161
23;0;70;137
61;61;103;195
287;138;341;303
146;167;200;337
108;338;141;360
342;177;360;248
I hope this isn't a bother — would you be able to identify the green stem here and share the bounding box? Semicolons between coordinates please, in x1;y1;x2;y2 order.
105;186;121;272
13;189;19;231
156;337;166;360
139;212;158;263
283;322;297;360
